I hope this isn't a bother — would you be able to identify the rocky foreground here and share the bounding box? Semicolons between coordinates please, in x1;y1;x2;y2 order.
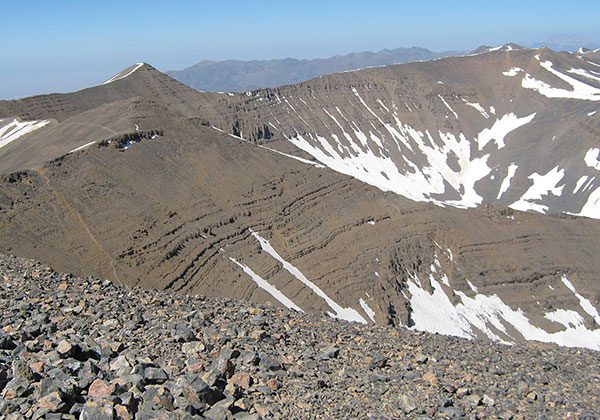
0;254;598;420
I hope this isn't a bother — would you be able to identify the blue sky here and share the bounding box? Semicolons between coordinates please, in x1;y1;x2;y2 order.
2;0;599;99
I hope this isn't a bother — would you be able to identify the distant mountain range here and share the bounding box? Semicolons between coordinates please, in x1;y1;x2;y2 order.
530;34;600;53
166;47;463;92
167;38;599;93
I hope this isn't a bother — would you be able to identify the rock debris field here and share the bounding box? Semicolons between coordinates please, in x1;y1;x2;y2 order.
0;254;598;420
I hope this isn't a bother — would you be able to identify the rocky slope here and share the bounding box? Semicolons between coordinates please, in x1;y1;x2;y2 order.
1;50;600;351
1;253;599;420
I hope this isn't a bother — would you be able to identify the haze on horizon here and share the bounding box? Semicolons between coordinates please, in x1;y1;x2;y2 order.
2;0;599;99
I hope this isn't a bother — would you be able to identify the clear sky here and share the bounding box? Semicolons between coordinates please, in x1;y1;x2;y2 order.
2;0;599;99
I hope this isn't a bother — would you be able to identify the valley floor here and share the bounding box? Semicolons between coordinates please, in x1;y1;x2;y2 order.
0;253;598;419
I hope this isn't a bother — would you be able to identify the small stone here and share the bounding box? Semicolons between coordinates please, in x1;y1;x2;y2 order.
204;405;232;420
253;404;272;417
320;345;340;360
38;391;63;411
527;391;538;402
12;359;36;382
415;353;429;364
114;404;132;420
482;394;495;406
79;399;114;420
258;355;281;372
109;355;131;372
88;379;115;398
266;378;282;390
465;394;482;407
398;394;418;413
182;341;205;354
456;387;470;398
422;371;437;385
228;372;253;390
0;334;16;350
56;340;78;359
368;355;389;369
144;367;168;385
28;361;44;374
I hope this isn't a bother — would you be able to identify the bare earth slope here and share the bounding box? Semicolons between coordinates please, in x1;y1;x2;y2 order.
1;50;600;351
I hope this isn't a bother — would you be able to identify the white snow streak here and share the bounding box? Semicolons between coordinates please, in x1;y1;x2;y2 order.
568;67;600;83
359;298;377;323
250;230;367;324
69;141;97;153
575;185;600;218
0;119;50;149
497;164;518;199
229;257;303;312
573;176;589;194
438;95;458;119
102;63;144;85
461;99;489;118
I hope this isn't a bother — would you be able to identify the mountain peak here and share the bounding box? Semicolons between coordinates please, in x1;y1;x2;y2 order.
101;62;147;85
470;42;525;55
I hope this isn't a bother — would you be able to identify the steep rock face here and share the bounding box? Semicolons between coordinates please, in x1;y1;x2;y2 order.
1;50;600;350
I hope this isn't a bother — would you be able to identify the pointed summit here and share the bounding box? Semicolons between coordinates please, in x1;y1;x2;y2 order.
102;62;147;85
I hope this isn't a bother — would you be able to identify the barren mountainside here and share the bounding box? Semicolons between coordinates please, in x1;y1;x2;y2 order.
1;47;600;351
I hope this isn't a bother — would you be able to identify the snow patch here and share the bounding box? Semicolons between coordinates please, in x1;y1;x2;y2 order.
545;309;585;329
407;272;600;350
467;280;479;293
510;166;565;213
584;148;600;170
521;61;600;101
497;164;518;199
503;67;523;77
0;118;50;149
561;275;600;325
476;113;535;150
